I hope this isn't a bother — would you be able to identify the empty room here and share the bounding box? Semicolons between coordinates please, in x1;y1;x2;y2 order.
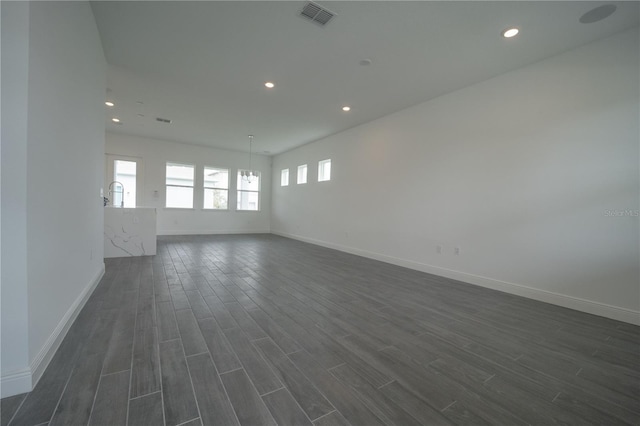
1;1;639;425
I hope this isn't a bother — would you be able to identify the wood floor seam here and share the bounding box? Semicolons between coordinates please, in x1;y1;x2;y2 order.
174;417;200;426
85;368;104;426
129;390;162;401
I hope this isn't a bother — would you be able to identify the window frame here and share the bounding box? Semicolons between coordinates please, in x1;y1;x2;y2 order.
237;169;261;211
165;162;195;209
318;159;331;182
113;159;137;207
281;168;289;187
297;164;308;184
106;154;142;208
203;166;229;210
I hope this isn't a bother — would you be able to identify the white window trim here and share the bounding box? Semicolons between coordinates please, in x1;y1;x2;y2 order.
105;154;143;208
203;166;230;210
297;164;308;185
237;170;261;211
318;159;331;182
165;162;195;209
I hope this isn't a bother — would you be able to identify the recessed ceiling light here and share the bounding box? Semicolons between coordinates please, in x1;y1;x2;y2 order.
105;101;115;107
342;106;351;112
502;28;519;38
265;82;275;88
580;4;617;24
111;118;120;123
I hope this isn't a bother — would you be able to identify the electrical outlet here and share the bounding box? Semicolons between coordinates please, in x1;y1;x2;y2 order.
454;247;460;255
436;245;442;254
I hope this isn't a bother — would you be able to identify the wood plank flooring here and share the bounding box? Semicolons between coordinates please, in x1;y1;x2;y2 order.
3;234;639;426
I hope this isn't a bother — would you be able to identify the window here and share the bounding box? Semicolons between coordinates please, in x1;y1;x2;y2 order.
237;170;260;211
114;160;137;207
318;159;331;182
297;164;307;184
204;167;229;209
106;155;141;207
166;163;194;208
281;169;289;186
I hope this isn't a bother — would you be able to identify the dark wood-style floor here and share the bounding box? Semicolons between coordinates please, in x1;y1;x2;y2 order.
2;234;639;426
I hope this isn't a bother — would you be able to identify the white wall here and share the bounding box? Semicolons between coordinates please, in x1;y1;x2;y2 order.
271;28;640;324
1;1;106;397
106;132;272;235
1;0;31;397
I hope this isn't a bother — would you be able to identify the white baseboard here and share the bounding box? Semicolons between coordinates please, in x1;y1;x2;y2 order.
158;229;270;236
0;264;105;398
0;368;32;398
29;263;105;387
272;231;640;326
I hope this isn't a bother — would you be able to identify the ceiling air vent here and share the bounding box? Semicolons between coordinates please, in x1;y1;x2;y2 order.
300;1;335;26
156;117;172;124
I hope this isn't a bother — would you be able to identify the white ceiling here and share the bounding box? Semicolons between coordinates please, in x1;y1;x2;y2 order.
91;1;639;155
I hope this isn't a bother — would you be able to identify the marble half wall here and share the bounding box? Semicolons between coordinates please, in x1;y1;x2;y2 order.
104;207;157;258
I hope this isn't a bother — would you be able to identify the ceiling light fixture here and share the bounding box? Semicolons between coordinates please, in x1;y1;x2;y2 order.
342;106;351;112
240;135;259;184
105;101;115;107
502;28;519;38
580;4;617;24
265;82;275;88
111;118;120;123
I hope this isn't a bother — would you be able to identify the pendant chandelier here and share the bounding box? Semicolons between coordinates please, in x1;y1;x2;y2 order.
240;135;259;183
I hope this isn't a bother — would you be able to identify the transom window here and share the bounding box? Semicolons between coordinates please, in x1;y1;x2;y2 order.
297;164;307;184
318;159;331;182
281;168;289;186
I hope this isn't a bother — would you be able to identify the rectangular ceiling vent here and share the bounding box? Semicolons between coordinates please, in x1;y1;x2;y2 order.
156;117;172;124
300;1;335;26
